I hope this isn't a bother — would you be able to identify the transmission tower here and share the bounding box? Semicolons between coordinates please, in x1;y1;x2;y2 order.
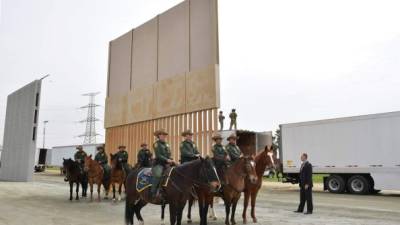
78;92;100;144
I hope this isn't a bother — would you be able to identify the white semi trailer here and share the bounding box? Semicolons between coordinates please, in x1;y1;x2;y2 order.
279;111;400;194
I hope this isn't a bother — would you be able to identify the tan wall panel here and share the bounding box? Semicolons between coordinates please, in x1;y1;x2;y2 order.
127;85;155;123
154;74;186;118
158;1;189;80
190;0;219;71
131;18;158;88
186;65;220;112
105;96;128;128
109;31;133;97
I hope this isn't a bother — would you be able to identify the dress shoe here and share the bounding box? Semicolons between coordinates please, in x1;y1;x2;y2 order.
293;210;303;213
304;212;313;215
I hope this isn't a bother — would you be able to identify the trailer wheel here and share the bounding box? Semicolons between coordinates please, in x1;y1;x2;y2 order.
326;175;346;193
347;175;370;195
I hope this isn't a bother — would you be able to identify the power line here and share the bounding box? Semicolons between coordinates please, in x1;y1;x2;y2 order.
78;92;100;144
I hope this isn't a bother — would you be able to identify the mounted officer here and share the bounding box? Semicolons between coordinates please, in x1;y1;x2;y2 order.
115;145;130;174
151;128;175;202
180;129;200;164
137;143;152;168
74;145;87;172
225;133;242;162
94;145;111;178
211;133;230;183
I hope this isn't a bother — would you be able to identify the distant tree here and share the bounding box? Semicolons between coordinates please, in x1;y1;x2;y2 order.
273;128;281;151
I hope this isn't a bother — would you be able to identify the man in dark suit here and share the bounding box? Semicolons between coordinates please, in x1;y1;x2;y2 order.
294;153;313;214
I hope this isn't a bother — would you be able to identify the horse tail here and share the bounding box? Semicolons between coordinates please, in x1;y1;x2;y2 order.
125;197;135;225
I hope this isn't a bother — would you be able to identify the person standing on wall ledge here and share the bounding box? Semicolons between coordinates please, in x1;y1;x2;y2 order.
294;153;313;215
180;129;200;164
219;111;225;131
229;109;237;130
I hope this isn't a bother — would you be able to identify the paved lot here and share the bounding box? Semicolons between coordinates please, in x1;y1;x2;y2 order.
0;172;399;225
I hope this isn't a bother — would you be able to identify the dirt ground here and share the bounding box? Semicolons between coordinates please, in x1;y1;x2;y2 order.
0;171;399;225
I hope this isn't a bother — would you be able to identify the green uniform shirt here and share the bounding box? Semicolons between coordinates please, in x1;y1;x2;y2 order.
153;140;172;165
229;112;237;122
137;148;152;167
226;143;241;162
74;150;87;163
180;140;200;163
95;152;108;165
116;150;129;163
212;144;227;160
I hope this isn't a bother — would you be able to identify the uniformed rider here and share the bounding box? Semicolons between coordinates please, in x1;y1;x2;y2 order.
211;133;229;183
180;129;200;164
151;129;175;202
74;145;87;172
225;133;242;162
115;145;130;173
137;143;152;168
94;145;111;178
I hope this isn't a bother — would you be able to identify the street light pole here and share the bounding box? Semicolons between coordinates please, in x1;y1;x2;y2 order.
43;120;49;149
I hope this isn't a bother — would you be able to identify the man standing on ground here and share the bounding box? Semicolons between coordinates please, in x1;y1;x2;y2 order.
219;111;225;131
294;153;313;215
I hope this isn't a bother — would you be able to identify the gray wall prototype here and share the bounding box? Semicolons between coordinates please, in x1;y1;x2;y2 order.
0;80;42;181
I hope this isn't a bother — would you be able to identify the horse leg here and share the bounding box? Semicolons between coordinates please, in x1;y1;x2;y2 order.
75;182;80;200
250;190;258;223
176;204;185;225
230;198;239;225
134;200;146;225
224;201;231;225
69;181;73;201
161;203;166;225
97;182;101;202
209;197;217;220
112;183;116;201
125;196;135;225
187;198;193;223
242;190;250;224
118;181;123;201
169;203;177;225
90;181;94;202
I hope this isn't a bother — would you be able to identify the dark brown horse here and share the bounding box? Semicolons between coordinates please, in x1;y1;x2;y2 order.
187;156;258;225
242;146;277;223
110;153;126;202
125;157;220;225
62;158;88;201
84;155;110;201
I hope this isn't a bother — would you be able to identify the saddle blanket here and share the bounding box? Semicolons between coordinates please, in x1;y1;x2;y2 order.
136;167;174;192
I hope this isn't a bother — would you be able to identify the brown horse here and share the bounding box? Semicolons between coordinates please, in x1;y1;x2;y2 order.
187;156;258;225
84;155;109;201
242;146;277;223
110;153;126;202
125;157;220;225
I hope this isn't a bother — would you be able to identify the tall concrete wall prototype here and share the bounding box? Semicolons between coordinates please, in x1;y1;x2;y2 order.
0;80;42;182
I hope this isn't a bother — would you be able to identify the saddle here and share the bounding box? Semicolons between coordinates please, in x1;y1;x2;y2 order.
136;167;175;192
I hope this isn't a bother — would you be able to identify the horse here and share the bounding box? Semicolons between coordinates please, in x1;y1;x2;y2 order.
110;153;126;202
62;158;88;201
242;146;278;223
84;155;110;201
186;156;258;225
125;157;220;225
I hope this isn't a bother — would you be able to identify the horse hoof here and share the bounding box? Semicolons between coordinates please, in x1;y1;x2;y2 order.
139;220;144;225
187;219;192;223
243;219;247;224
213;217;217;221
252;218;258;223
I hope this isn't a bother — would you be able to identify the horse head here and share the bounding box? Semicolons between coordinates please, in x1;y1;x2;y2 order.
198;156;221;192
110;153;121;169
83;155;93;172
241;155;258;184
262;145;280;176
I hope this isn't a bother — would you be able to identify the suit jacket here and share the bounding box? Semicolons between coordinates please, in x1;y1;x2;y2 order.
299;161;313;188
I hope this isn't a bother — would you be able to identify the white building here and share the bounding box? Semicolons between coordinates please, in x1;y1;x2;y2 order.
46;143;103;167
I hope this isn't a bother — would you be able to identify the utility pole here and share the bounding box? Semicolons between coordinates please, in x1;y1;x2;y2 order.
43;120;49;149
78;92;100;144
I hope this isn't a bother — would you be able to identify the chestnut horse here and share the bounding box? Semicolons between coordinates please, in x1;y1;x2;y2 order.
110;153;126;202
242;146;277;223
84;155;110;201
125;157;220;225
186;156;258;225
62;158;88;201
